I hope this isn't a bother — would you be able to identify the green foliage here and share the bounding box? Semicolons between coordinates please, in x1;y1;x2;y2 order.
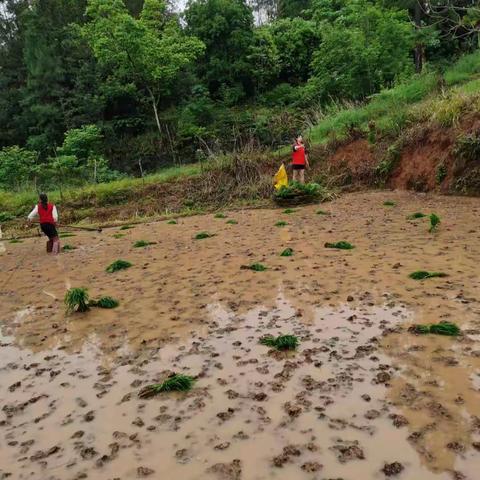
444;50;480;86
275;182;322;199
106;259;132;273
0;212;15;222
59;233;76;238
65;287;90;313
260;334;299;350
9;239;23;244
0;147;38;190
454;132;480;163
92;296;119;309
383;200;396;207
376;144;401;178
283;208;296;214
325;241;354;250
407;212;426;219
409;321;460;336
113;233;126;238
120;225;133;230
316;209;330;215
138;374;195;398
62;244;76;251
214;213;226;218
280;247;294;257
194;231;215;240
409;270;447;280
429;213;440;232
436;164;447;184
275;221;288;227
167;219;178;224
133;240;154;248
242;262;267;271
226;219;238;224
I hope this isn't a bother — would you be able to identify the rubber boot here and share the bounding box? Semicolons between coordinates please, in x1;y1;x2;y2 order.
46;240;53;253
52;237;60;255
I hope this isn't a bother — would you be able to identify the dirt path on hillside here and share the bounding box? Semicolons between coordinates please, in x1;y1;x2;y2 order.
0;191;479;480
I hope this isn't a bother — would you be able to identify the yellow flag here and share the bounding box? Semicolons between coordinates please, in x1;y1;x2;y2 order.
274;163;288;190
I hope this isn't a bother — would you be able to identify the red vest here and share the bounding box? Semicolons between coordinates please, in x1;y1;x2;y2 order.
38;203;55;224
292;144;306;165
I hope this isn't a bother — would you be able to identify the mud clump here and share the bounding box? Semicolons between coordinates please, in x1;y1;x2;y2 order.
330;440;365;463
382;462;404;476
208;459;242;480
137;466;155;477
301;461;323;472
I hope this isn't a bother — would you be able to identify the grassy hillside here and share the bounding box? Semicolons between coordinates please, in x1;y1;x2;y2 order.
1;51;480;230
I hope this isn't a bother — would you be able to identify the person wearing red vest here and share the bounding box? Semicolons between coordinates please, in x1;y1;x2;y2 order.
27;193;60;254
291;135;309;184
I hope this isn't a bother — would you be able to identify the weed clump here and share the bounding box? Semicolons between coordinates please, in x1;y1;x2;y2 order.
113;233;125;239
409;270;447;280
383;200;396;207
241;262;267;272
167;219;177;225
120;225;133;230
62;244;76;251
226;219;238;225
106;260;132;273
138;374;195;399
409;321;460;336
260;334;299;351
214;213;226;219
275;221;288;227
407;212;426;219
195;231;215;240
133;240;155;248
325;241;354;250
429;213;440;232
283;208;296;214
280;248;294;257
0;212;14;222
275;182;322;200
65;287;89;313
91;296;119;309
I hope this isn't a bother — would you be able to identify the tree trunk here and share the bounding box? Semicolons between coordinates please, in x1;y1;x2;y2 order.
148;88;162;137
414;1;424;73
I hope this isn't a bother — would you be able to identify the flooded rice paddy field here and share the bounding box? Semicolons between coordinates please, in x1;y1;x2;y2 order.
0;190;479;480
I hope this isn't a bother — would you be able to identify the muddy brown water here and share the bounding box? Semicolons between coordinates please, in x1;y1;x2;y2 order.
0;191;479;480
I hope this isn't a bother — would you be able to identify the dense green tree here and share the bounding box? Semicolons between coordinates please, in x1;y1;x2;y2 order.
0;146;38;190
184;0;255;100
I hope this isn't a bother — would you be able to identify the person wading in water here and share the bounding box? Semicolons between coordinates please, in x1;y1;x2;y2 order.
291;135;309;184
27;193;60;254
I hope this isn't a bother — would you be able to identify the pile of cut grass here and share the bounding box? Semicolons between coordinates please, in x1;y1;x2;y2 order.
409;270;447;280
260;334;299;351
325;241;354;250
194;231;215;240
409;321;460;336
241;262;267;272
106;259;132;273
138;374;195;399
280;248;294;257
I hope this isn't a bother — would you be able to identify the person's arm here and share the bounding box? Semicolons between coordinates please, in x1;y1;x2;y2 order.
52;205;58;223
27;205;38;221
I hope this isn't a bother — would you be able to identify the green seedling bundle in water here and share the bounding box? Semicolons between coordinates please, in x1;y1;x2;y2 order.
409;270;447;280
133;240;155;248
283;209;296;214
138;374;195;399
280;248;294;257
106;259;132;273
226;219;238;225
195;231;215;240
429;213;440;232
241;262;267;272
167;219;177;225
409;321;460;336
325;241;354;250
383;200;396;207
65;287;90;313
275;221;288;227
260;334;299;351
407;212;427;220
120;225;133;230
113;233;125;239
214;213;226;219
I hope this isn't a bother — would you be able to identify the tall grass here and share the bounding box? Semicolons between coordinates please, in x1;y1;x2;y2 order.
444;51;480;86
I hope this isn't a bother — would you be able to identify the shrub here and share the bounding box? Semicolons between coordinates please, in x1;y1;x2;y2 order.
260;334;299;351
409;270;447;280
106;260;132;273
195;232;215;240
454;132;480;163
280;248;294;257
65;287;89;313
324;241;354;250
138;374;195;399
409;321;460;336
0;212;14;222
275;182;322;199
0;146;38;190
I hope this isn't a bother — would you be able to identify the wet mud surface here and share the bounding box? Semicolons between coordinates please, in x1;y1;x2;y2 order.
1;191;479;479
